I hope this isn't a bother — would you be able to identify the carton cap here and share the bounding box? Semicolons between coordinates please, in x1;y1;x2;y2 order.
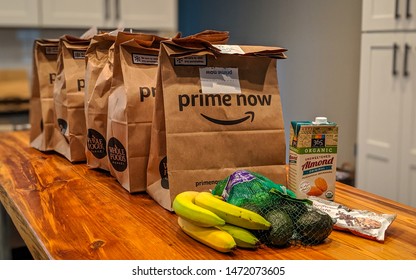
313;117;328;124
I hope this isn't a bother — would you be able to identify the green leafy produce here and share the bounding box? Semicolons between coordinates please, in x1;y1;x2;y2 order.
213;178;227;196
212;170;296;207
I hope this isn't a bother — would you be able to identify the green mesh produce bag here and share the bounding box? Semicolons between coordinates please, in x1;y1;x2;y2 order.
212;170;335;247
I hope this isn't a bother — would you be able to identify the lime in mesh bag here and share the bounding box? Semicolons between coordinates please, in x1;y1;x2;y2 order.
212;170;335;247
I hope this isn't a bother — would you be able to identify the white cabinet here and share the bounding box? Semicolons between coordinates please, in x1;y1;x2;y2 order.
41;0;177;31
357;0;416;207
0;0;39;27
399;34;416;206
0;0;177;31
362;0;416;31
118;0;177;31
41;0;107;28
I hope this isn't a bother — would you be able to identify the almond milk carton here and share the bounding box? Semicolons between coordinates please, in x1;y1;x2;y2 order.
288;117;338;200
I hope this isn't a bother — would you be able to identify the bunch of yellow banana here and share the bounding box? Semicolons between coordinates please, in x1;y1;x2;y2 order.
178;217;237;253
173;191;269;252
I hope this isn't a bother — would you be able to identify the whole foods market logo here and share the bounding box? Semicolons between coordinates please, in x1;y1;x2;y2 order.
159;156;169;189
178;93;271;125
87;129;106;159
57;118;67;134
108;137;127;172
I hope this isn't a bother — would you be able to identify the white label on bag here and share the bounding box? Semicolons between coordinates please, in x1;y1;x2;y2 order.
132;54;158;65
73;50;86;59
45;46;58;55
199;67;241;93
174;55;207;66
213;45;245;54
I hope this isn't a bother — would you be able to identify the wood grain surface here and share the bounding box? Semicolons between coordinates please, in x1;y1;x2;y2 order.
0;130;415;260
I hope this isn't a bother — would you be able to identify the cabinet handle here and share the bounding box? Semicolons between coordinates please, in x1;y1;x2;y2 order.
104;0;110;20
395;0;401;18
404;43;410;77
406;0;412;18
115;0;120;21
393;43;399;76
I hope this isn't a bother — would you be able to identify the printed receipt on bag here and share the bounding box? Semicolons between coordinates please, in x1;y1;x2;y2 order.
199;45;245;94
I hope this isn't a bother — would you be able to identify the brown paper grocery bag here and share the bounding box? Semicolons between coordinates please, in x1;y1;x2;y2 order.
29;39;59;151
85;31;164;171
53;34;92;162
84;31;117;170
147;37;287;211
106;34;171;192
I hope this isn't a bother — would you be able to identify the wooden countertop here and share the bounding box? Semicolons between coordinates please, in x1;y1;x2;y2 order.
0;130;415;260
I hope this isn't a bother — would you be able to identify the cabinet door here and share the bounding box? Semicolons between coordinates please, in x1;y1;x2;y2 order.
362;0;416;31
0;0;39;26
400;34;416;207
41;0;107;28
117;0;177;31
356;33;403;200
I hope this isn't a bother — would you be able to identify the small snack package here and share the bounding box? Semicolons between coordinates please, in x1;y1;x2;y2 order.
309;196;396;242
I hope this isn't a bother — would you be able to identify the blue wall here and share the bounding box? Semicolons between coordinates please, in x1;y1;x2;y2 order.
178;0;282;45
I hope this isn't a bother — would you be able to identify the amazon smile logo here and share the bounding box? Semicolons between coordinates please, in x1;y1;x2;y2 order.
201;111;254;125
178;92;272;119
178;93;271;125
